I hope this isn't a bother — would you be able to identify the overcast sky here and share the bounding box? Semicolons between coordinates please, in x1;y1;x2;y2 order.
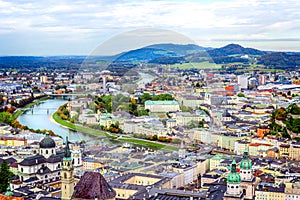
0;0;299;55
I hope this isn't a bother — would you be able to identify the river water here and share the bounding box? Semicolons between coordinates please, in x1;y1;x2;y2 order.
18;98;97;143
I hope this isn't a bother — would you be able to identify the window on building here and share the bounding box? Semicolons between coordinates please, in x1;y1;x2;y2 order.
46;150;48;154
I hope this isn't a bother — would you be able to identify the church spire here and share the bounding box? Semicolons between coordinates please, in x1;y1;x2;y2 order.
64;136;71;158
61;136;74;200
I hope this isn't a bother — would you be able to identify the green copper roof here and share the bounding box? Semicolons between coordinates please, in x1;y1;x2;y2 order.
5;186;13;196
227;160;241;184
145;100;179;105
240;149;252;170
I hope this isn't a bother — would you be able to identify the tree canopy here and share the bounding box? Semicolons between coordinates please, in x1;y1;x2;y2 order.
0;160;14;193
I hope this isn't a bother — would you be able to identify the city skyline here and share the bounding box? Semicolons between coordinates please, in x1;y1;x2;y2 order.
0;0;299;55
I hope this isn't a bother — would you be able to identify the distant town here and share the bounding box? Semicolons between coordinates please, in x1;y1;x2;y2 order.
1;43;300;200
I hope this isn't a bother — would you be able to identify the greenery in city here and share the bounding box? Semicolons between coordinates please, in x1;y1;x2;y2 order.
237;92;245;97
138;93;174;104
95;94;152;116
269;104;300;139
0;160;14;193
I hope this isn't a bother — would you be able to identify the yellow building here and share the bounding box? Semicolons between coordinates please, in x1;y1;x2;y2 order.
0;137;27;147
109;173;172;199
279;143;290;158
209;154;223;171
289;143;300;161
255;183;285;200
82;158;104;171
249;143;272;157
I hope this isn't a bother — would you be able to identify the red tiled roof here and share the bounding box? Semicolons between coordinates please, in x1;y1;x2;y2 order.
0;195;24;200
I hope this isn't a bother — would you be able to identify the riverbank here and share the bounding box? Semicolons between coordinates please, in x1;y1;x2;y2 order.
12;96;51;120
52;111;178;151
52;112;115;139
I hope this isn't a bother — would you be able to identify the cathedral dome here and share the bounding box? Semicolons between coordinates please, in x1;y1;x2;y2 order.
227;160;241;184
39;132;56;148
240;149;252;170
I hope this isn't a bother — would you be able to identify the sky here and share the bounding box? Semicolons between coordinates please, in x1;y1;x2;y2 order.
0;0;299;55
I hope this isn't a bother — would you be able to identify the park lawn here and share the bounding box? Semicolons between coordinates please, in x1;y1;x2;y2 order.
118;136;178;151
53;112;115;138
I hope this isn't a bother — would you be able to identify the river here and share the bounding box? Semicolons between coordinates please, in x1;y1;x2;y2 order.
18;98;98;143
18;73;156;144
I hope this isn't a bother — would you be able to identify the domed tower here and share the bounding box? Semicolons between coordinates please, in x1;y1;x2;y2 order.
240;149;255;200
226;160;242;197
240;149;253;181
39;132;56;159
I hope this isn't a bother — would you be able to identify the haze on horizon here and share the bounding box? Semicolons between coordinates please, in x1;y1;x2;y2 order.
0;0;299;56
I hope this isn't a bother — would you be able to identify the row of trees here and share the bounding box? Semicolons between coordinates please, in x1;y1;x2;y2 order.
88;123;122;134
132;133;181;144
57;104;70;120
138;93;174;104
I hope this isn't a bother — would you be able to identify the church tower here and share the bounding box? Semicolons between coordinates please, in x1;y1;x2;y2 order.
61;137;74;200
224;160;243;199
240;149;255;199
240;149;253;181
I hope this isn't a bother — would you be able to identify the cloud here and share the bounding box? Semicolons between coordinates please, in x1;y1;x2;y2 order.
0;0;299;54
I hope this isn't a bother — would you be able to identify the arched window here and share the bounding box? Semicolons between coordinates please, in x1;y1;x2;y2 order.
46;150;48;154
45;175;48;179
21;168;23;172
236;185;239;188
64;172;67;179
78;158;80;164
52;149;54;154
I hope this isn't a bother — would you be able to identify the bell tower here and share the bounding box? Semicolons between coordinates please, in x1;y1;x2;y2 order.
240;149;253;181
224;160;244;199
61;137;74;200
240;149;255;199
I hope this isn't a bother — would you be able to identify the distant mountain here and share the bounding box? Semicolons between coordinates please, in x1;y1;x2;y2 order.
184;44;267;64
113;48;177;62
113;43;212;63
258;52;300;68
207;44;266;57
145;43;212;56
